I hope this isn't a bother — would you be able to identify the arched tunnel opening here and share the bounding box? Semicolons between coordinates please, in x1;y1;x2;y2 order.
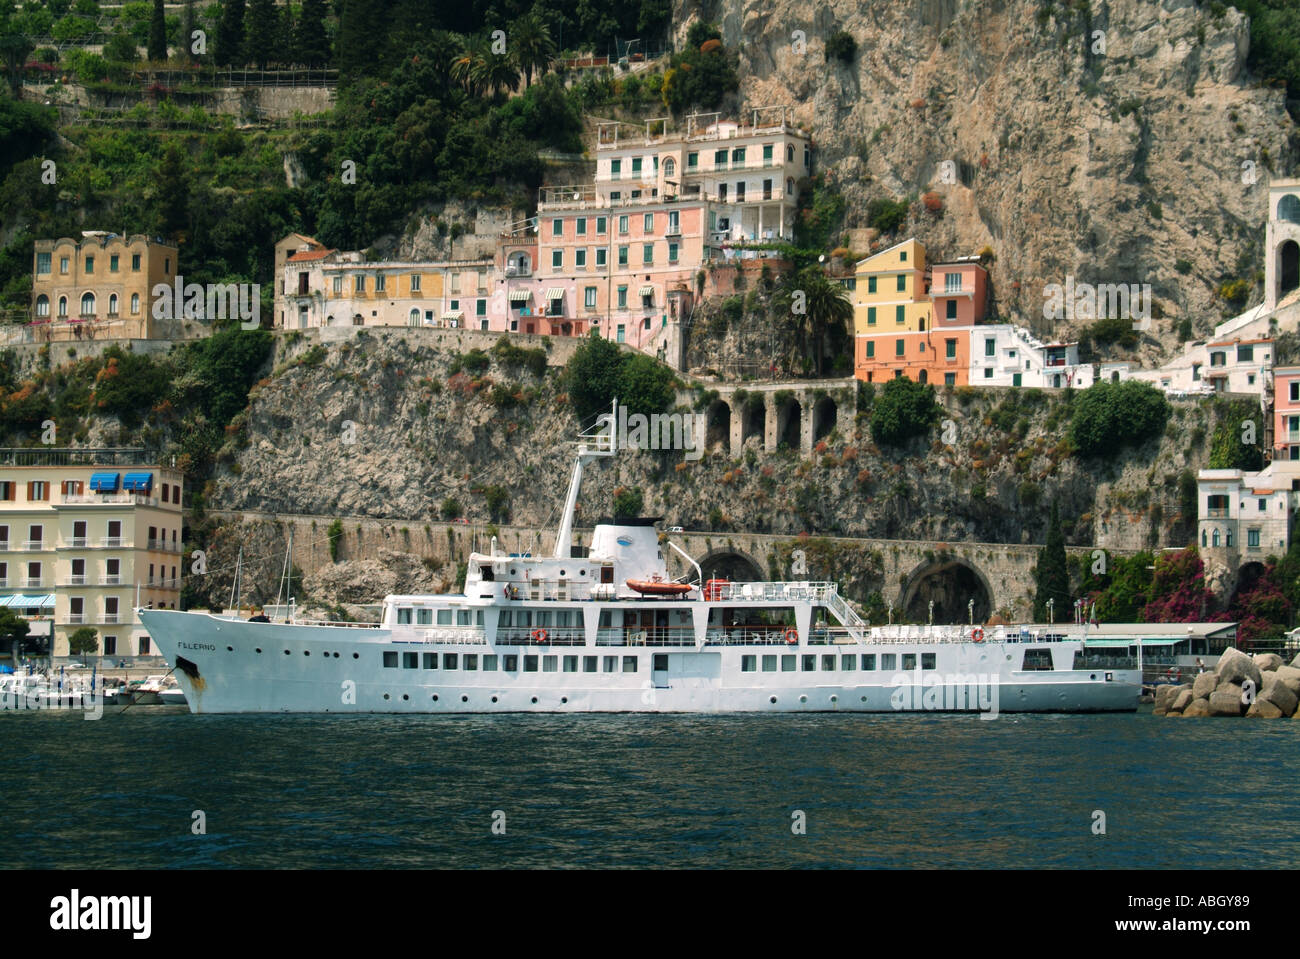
699;551;764;583
901;560;993;624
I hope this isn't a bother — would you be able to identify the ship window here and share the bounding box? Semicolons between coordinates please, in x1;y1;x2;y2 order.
457;610;471;626
802;655;816;671
437;609;453;625
861;654;876;670
444;653;458;669
584;656;597;672
403;652;418;668
881;654;896;670
781;655;796;672
480;565;494;580
762;655;777;671
397;608;412;625
622;656;638;673
423;653;437;669
902;653;917;670
563;655;578;672
504;655;518;672
921;653;936;670
500;610;513;627
1022;648;1054;671
741;655;756;671
601;566;614;584
476;611;484;625
464;654;478;670
383;651;398;667
841;654;856;670
416;609;432;625
484;655;498;671
543;655;557;672
604;656;618;672
822;655;836;671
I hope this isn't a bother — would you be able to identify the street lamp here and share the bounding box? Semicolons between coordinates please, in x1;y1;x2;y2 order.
967;597;974;626
1047;597;1055;626
887;602;894;625
928;599;934;626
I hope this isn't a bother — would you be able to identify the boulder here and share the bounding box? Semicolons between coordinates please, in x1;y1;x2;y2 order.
1291;652;1300;669
1153;684;1180;714
1254;653;1284;672
1208;687;1246;716
1192;671;1217;700
1273;665;1300;696
1217;647;1263;689
1246;700;1285;718
1181;698;1211;717
1261;676;1300;717
1171;688;1194;712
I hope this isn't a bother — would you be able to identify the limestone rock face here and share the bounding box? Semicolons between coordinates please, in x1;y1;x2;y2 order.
684;0;1293;347
1217;647;1263;691
1192;671;1217;700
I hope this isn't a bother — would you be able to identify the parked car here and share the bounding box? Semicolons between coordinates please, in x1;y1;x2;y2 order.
666;526;684;533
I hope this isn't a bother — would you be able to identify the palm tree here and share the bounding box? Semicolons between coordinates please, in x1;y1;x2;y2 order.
775;266;853;376
480;50;520;99
451;34;489;97
509;11;556;88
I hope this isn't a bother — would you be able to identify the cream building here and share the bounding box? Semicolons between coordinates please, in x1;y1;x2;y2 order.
31;233;178;339
0;450;183;662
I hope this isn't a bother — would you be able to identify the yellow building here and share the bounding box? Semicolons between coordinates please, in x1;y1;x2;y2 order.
0;450;184;663
31;233;178;339
853;239;932;335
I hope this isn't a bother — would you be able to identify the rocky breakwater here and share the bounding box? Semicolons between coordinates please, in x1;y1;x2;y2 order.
1154;647;1300;718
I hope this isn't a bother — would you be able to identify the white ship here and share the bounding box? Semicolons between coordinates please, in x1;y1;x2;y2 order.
139;406;1140;715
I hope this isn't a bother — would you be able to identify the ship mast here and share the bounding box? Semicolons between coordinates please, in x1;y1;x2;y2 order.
554;399;618;559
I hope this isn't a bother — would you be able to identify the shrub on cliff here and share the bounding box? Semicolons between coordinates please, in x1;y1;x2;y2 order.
869;377;940;446
327;519;343;562
564;332;675;423
1068;380;1168;457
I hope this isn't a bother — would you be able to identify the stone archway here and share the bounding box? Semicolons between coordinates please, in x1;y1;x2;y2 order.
899;557;994;624
812;395;837;443
698;549;765;583
1279;240;1299;299
741;399;765;446
705;399;731;451
776;396;801;450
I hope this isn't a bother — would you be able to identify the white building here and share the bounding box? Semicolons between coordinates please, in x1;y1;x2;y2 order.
969;325;1095;389
1125;336;1272;398
1198;460;1300;570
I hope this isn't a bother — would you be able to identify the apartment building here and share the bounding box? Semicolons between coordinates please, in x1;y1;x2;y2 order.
1198;459;1300;570
0;450;183;662
31;233;178;339
535;108;812;360
971;326;1094;388
1125;336;1274;396
1273;366;1300;460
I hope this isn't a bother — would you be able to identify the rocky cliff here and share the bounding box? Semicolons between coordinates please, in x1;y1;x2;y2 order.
679;0;1296;353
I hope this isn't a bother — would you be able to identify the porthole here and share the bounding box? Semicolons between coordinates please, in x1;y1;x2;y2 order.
383;693;390;700
579;569;587;576
304;650;310;656
402;694;409;701
334;652;340;658
561;697;568;704
432;694;439;702
770;696;777;704
1090;673;1097;680
461;695;468;703
226;645;233;651
510;568;516;575
560;570;566;576
861;696;868;703
352;653;359;659
830;695;837;703
255;648;262;653
491;696;498;703
284;649;290;655
799;695;807;703
531;696;538;704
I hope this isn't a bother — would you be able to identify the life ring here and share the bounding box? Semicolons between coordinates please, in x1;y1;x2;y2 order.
1167;666;1181;681
971;627;985;643
532;629;548;645
784;627;798;645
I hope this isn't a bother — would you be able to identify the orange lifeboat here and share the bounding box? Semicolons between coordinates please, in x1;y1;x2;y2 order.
625;575;694;596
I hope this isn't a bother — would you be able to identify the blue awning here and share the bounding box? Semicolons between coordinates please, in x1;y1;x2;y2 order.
89;472;120;492
0;593;54;608
123;472;153;492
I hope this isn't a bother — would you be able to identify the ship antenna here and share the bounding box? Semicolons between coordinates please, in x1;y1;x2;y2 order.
553;399;618;559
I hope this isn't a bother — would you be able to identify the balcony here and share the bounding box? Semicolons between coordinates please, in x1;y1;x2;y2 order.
100;537;125;548
67;575;85;586
100;575;121;585
22;578;45;588
1206;508;1230;519
66;615;84;624
0;542;9;552
146;538;176;552
66;537;88;547
102;614;120;625
22;540;44;550
61;493;158;507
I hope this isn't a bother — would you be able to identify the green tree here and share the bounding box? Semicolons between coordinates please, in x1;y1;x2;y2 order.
156;143;189;241
869;377;941;446
661;22;739;113
618;353;675;419
565;332;625;424
1033;502;1071;622
243;0;277;69
105;29;140;63
327;518;343;562
181;0;196;63
1207;400;1264;471
613;486;643;517
509;11;555;88
214;0;246;66
0;13;34;95
148;0;167;60
1069;380;1169;457
295;0;330;67
774;266;852;376
68;626;98;656
0;606;29;658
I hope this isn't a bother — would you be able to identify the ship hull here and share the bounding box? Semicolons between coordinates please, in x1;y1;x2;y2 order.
140;610;1140;715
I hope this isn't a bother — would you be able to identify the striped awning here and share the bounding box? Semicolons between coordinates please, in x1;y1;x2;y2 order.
546;288;565;300
509;290;531;303
441;310;464;320
638;285;654;296
0;593;54;608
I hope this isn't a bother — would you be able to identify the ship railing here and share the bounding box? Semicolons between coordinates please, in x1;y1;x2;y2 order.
595;627;697;646
496;627;586;647
390;627;489;645
707;581;838;602
288;619;383;629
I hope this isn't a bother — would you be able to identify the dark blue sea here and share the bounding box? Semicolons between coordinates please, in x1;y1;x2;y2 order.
4;709;1297;868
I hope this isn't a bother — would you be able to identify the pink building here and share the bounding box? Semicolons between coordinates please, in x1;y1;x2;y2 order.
1273;365;1300;460
928;257;989;329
